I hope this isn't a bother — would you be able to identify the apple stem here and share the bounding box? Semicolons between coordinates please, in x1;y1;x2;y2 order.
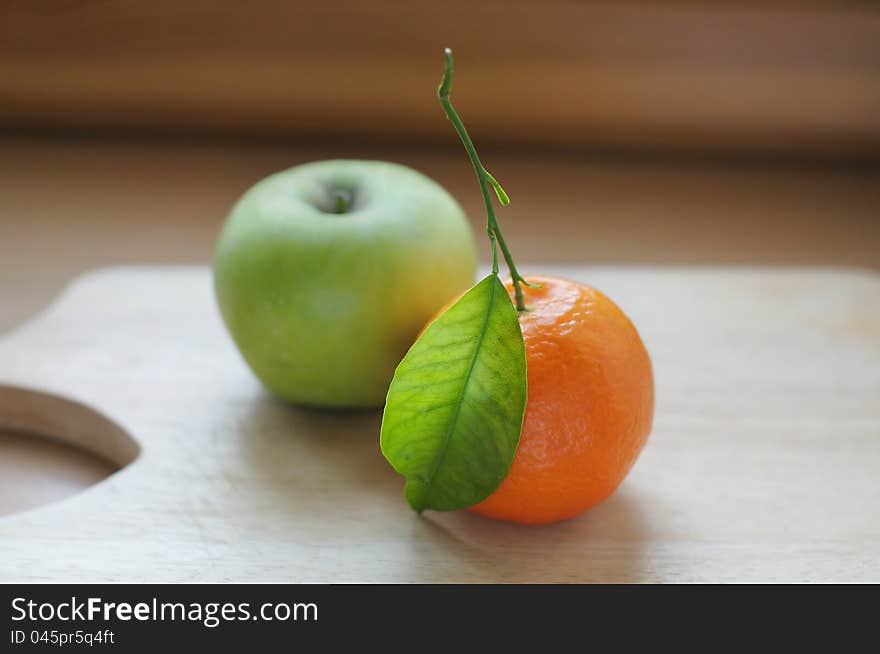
437;47;538;312
332;189;352;214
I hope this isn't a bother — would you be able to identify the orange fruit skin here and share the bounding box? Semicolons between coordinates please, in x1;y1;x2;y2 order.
469;275;654;525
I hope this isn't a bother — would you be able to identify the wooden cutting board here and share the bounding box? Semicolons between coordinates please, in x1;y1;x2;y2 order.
1;266;878;582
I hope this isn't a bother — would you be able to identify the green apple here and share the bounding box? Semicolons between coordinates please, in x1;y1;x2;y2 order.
213;159;477;409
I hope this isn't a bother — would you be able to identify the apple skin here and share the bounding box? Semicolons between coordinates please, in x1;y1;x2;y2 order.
213;160;477;409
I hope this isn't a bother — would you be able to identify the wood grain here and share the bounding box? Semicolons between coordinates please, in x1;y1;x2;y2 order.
2;2;879;157
0;265;877;582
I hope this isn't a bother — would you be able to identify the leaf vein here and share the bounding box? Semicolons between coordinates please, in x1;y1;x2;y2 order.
417;277;498;509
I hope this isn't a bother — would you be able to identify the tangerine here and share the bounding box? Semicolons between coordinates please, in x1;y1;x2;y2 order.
469;274;654;524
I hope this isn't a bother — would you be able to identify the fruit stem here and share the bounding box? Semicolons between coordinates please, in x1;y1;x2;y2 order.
332;189;352;214
437;48;538;312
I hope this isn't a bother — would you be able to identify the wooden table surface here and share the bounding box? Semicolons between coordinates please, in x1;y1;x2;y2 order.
1;265;878;582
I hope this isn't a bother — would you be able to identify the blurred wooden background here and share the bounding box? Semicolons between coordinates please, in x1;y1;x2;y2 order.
2;1;879;158
0;1;878;332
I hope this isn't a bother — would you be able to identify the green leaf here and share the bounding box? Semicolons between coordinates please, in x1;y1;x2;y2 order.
485;171;510;205
380;274;527;512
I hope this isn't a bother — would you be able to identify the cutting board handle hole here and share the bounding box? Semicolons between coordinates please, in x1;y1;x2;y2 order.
0;385;139;517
